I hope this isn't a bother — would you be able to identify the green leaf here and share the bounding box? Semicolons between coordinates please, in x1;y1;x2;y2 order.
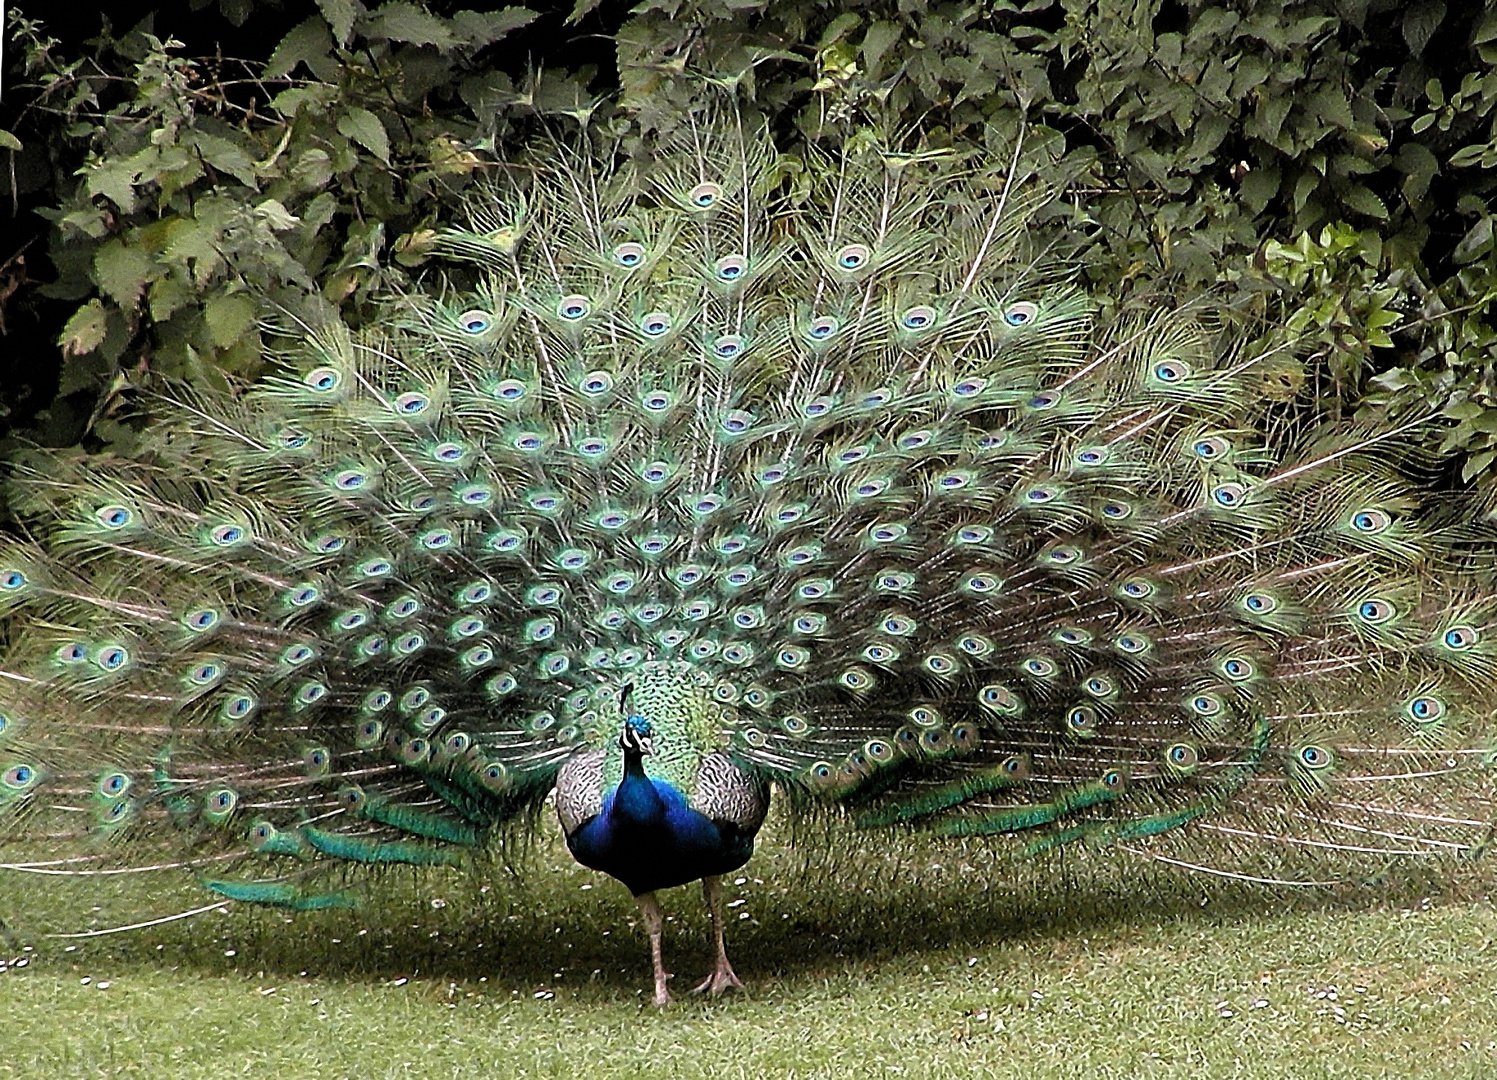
452;8;537;46
366;2;455;49
204;292;259;348
1402;0;1446;57
338;108;391;165
265;17;336;79
0;129;21;151
316;0;360;44
1340;184;1388;220
59;299;108;357
84;158;142;214
93;240;157;311
186;132;259;187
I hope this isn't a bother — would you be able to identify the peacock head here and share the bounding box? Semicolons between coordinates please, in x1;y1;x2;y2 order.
620;714;655;757
618;684;655;756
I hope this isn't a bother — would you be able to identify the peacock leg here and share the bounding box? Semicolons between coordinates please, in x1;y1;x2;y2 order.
636;891;672;1006
692;875;745;995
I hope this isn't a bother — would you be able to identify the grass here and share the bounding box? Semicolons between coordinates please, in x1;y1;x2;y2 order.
2;811;1496;1079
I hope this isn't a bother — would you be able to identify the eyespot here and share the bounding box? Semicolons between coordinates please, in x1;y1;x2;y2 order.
1114;633;1150;654
714;255;748;282
494;379;527;402
1066;706;1097;731
276;428;309;450
1191;436;1230;460
961;573;1000;594
835;243;870;270
1075;447;1108;466
807;316;839;341
1153;360;1190;383
802;397;835;417
313;533;347;554
1351;509;1391;533
557;295;590;321
4;764;39;790
979;684;1023;714
641;312;672;337
1357;599;1396;624
720;410;753;435
1221;656;1255;680
1406;695;1446;721
97;505;134;529
1166;743;1199;769
643;390;673;412
580;370;614;396
1120;578;1156;599
457;310;492;335
1;569;26;590
1443;626;1479;650
1188;693;1224;717
184;608;221;632
1211;483;1246;508
1003;301;1038;326
613;242;645;267
1242;592;1276;613
96;645;129;671
305;367;341;392
1297;744;1332;769
394;392;430;416
901;305;936;330
713;335;744;359
333;469;369;492
1101;501;1132;520
1024;486;1056;504
952;378;985;397
221;694;256;721
688;182;722;208
1023;657;1056;678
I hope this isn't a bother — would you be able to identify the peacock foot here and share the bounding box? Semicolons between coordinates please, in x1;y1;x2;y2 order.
692;957;745;996
652;972;673;1007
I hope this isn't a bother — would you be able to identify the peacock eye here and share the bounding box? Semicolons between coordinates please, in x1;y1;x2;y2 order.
1357;599;1396;623
97;505;134;529
688;182;722;208
557;295;590;321
1;570;26;590
901;305;935;330
1211;483;1245;507
1444;626;1478;650
305;367;341;391
712;335;743;358
613;242;645;267
394;392;430;416
714;255;747;281
1192;437;1229;459
808;316;839;340
1351;509;1391;533
457;310;492;335
1003;301;1038;326
1153;360;1190;383
581;371;614;395
835;243;869;270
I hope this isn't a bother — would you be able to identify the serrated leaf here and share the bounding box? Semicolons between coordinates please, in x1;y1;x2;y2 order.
452;8;536;45
1403;0;1446;56
337;108;391;164
187;132;259;187
93;240;157;311
204;292;259;347
366;2;455;48
317;0;360;44
265;17;336;79
1340;184;1388;220
84;158;142;213
59;299;108;357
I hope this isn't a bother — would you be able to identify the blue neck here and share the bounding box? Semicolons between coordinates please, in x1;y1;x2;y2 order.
611;744;666;826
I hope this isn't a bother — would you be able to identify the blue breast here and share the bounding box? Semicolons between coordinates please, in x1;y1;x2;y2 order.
564;769;756;895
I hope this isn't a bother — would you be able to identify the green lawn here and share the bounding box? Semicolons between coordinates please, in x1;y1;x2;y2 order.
2;812;1495;1079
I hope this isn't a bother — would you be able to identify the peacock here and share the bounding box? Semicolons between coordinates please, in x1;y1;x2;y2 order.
4;97;1497;1007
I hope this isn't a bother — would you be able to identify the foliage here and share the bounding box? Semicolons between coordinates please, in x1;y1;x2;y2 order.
0;0;1495;476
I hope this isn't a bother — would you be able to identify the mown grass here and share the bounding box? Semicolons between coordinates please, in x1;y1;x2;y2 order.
2;810;1495;1079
